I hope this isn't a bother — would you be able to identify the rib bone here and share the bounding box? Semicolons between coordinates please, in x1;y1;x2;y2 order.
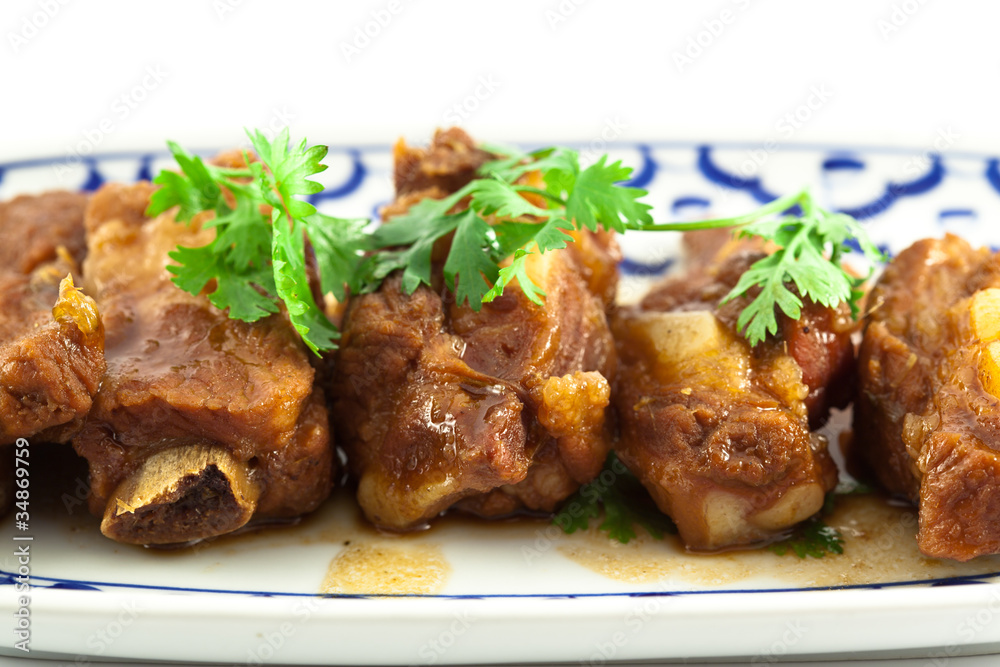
101;444;260;545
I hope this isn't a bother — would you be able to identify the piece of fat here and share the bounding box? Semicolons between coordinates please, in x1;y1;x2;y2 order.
971;288;1000;342
627;310;728;364
970;289;1000;399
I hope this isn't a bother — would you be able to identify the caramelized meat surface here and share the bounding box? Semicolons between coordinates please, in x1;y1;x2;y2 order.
332;129;619;530
75;182;333;544
0;191;104;446
853;234;1000;561
613;233;851;551
0;191;89;274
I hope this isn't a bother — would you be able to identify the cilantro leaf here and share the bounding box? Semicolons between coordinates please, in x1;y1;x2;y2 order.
443;210;500;309
564;155;653;233
209;185;274;269
467;178;551;219
554;453;677;543
478;145;578;190
483;249;544;306
366;192;470;295
720;191;885;346
768;491;848;558
306;214;370;301
148;141;222;221
167;242;278;322
271;212;339;354
482;218;576;306
247;128;325;220
155;131;882;355
768;519;845;559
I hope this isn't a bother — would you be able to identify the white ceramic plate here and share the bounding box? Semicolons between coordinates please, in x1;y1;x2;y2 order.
4;140;1000;665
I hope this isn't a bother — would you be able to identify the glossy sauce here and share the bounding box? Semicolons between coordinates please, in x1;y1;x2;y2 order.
558;494;1000;587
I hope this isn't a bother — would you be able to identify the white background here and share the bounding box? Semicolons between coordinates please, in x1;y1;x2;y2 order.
1;1;998;665
0;0;997;159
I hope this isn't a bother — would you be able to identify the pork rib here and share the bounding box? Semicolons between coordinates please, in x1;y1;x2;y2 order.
613;234;850;550
74;181;333;545
853;234;1000;561
332;128;619;530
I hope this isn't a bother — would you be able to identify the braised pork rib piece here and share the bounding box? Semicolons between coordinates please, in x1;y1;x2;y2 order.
332;129;619;530
613;232;852;551
853;234;1000;561
0;191;104;446
74;182;333;545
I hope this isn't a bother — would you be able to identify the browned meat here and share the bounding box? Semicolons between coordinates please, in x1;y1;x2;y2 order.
613;233;851;551
332;129;619;530
0;191;89;274
0;192;105;446
393;128;494;196
74;181;333;545
853;234;1000;561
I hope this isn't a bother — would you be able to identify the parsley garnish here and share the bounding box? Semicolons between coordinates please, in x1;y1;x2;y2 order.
360;146;656;309
150;132;882;353
768;519;845;559
717;190;884;346
767;490;861;559
553;453;677;543
147;130;368;355
361;146;883;349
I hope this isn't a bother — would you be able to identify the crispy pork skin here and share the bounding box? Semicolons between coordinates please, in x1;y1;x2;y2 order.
613;235;850;551
0;192;104;446
853;234;1000;561
75;182;333;545
332;129;619;530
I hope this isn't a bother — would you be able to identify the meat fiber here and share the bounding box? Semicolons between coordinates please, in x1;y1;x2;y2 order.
0;191;104;446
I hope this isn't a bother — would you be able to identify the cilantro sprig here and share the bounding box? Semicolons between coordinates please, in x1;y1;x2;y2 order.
715;190;885;346
768;519;845;559
360;145;883;348
359;146;657;310
554;453;677;543
146;129;368;355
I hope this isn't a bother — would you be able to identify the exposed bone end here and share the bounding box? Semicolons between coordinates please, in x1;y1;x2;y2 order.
356;468;461;532
749;483;825;531
101;444;261;545
696;482;825;551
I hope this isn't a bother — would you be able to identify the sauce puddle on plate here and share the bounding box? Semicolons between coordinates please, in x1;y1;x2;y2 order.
320;543;450;595
558;494;1000;587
